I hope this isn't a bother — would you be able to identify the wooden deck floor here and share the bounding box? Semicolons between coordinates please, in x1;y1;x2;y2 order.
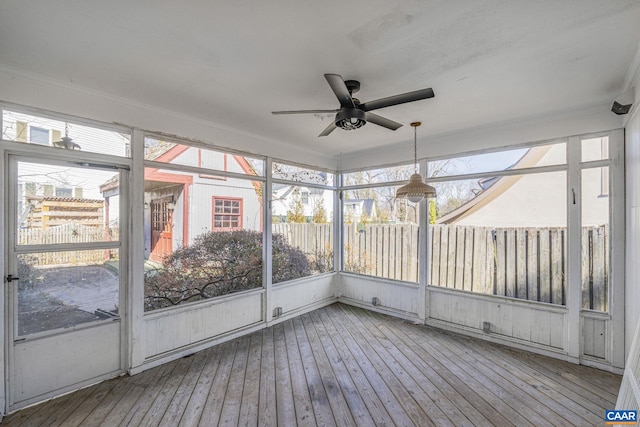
3;303;621;426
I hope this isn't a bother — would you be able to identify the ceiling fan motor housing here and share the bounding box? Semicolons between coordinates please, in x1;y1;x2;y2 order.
335;108;366;130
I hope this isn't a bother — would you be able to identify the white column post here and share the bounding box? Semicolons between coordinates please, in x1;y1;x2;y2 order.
264;158;273;322
567;135;582;362
418;159;429;321
129;128;145;370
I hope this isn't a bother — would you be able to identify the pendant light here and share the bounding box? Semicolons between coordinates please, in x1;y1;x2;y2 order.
52;122;81;150
395;122;436;203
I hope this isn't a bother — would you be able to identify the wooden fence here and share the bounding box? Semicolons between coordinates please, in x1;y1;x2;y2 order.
343;223;420;282
274;222;608;310
18;222;119;266
272;223;333;259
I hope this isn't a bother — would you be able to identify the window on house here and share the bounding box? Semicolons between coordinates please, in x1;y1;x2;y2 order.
55;187;73;197
29;126;50;145
213;197;243;229
301;191;309;204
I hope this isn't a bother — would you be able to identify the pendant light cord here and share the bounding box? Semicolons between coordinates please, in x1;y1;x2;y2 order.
414;125;418;173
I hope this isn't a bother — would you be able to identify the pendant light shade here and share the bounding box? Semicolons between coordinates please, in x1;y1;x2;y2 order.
395;122;436;203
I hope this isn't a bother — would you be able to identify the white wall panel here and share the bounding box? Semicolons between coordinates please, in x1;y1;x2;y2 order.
11;322;121;409
582;314;607;359
271;274;335;316
626;94;640;356
0;67;335;168
428;288;565;349
143;290;263;359
340;273;420;317
341;104;623;170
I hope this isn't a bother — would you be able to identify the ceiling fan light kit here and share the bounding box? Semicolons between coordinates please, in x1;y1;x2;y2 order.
272;74;434;137
335;108;366;130
395;121;436;203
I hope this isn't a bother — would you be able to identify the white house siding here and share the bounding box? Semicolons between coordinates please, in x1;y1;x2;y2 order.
188;175;262;240
2;111;129;157
144;147;262;255
272;185;334;219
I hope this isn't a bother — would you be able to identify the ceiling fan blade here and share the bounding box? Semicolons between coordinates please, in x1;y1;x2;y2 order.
272;109;338;115
324;74;355;108
365;112;403;131
318;122;337;137
361;88;434;112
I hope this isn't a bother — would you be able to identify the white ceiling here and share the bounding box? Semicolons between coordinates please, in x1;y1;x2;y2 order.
1;1;639;165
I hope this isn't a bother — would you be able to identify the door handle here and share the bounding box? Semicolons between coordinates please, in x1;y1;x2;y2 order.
5;275;20;283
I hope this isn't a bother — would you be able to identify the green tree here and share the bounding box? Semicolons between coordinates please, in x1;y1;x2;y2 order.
429;199;438;224
287;193;306;223
311;197;328;223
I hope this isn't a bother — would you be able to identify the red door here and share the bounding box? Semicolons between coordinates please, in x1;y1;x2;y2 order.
150;197;173;262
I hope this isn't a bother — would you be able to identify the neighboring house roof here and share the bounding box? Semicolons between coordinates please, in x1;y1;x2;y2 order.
145;141;179;161
25;196;103;203
101;142;259;193
272;183;325;197
436;145;552;224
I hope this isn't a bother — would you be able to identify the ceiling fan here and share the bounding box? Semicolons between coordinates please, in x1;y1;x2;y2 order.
272;74;434;137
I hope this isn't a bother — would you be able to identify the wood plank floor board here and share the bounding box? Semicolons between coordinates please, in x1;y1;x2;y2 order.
432;328;597;427
313;308;396;426
197;339;240;427
322;307;419;426
130;355;197;426
177;346;224;427
379;318;533;427
337;305;477;426
283;318;319;426
237;331;263;426
272;323;297;427
351;304;512;427
506;345;619;403
307;310;376;427
218;335;251;426
292;316;337;426
1;303;623;427
300;313;358;427
81;364;165;426
5;382;92;427
329;305;441;426
257;327;277;427
468;335;613;420
2;385;78;427
49;377;120;427
415;322;589;427
40;383;102;426
99;362;176;426
387;314;559;427
384;318;537;427
158;350;210;427
521;356;618;406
